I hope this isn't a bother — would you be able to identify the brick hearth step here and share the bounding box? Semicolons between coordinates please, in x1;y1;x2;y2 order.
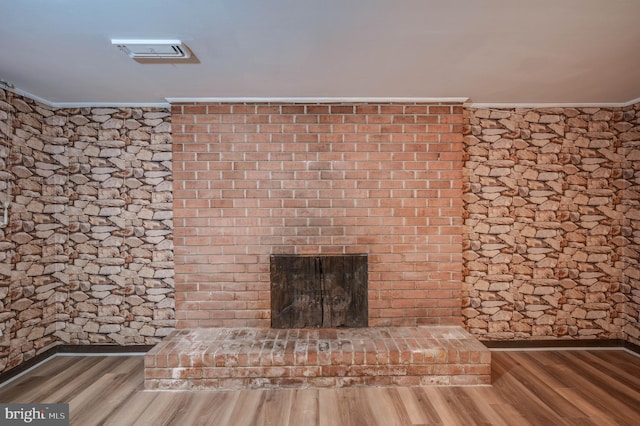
144;326;491;390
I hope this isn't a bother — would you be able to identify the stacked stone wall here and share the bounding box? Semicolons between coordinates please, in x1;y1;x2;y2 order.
621;104;640;346
62;106;174;345
0;89;61;370
463;104;640;341
0;88;174;372
2;85;640;373
0;89;16;369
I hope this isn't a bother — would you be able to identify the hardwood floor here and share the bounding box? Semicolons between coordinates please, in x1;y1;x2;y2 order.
1;350;639;425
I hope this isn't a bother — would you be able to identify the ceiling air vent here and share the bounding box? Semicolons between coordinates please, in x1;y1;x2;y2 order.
111;39;191;59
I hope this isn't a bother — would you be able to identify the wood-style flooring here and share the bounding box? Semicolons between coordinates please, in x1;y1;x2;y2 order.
0;349;639;425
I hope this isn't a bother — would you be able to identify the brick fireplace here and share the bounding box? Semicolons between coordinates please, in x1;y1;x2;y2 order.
145;102;492;390
171;103;465;328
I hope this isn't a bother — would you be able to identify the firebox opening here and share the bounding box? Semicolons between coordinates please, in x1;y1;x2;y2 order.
270;254;368;328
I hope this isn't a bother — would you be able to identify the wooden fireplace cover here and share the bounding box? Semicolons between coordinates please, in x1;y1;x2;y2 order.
270;254;368;328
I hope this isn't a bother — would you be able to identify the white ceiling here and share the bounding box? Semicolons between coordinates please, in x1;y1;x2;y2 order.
1;0;639;106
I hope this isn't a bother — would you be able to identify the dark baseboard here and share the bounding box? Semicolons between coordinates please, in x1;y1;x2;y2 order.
483;338;640;354
624;340;640;354
2;340;639;386
0;344;154;386
55;344;154;354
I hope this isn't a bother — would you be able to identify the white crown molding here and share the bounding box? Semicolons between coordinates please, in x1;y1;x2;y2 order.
3;84;638;109
52;102;171;108
468;97;640;109
165;97;470;104
5;86;169;109
10;86;57;108
621;97;640;107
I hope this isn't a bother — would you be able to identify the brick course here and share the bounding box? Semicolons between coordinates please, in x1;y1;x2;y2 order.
144;326;491;390
4;87;640;377
172;103;465;328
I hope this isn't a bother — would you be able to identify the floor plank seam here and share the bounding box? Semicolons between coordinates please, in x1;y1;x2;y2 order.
490;346;628;352
2;350;638;424
0;353;147;389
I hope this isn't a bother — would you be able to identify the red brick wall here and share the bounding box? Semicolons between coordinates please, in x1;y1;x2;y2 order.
172;103;464;328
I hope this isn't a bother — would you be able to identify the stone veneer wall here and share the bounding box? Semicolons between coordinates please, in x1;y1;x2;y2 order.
463;103;640;343
0;90;19;370
0;88;174;372
622;104;640;346
3;85;640;373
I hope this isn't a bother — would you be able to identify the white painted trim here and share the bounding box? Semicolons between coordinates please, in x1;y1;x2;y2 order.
11;87;57;108
165;96;470;104
3;83;638;109
0;347;636;388
5;86;169;109
623;97;640;107
53;102;170;109
468;98;640;109
625;348;640;359
0;357;53;388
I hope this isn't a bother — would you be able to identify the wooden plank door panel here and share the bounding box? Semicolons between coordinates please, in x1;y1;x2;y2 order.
270;255;367;328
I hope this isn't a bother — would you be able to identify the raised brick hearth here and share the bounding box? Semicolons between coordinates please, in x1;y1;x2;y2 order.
148;102;486;391
144;326;490;390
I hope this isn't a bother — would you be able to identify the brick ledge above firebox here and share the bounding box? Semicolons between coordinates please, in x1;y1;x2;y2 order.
144;326;491;390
